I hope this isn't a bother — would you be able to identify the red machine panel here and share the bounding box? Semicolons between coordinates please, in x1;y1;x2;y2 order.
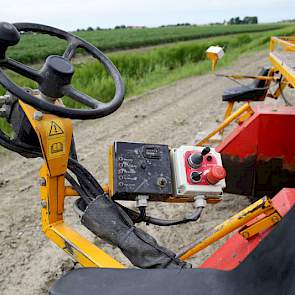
217;105;295;199
184;151;218;185
200;188;295;271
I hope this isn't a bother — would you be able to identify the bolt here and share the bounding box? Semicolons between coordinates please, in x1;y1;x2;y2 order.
41;200;47;208
241;231;250;239
33;111;43;121
0;95;8;105
0;106;6;117
38;177;46;186
272;216;280;223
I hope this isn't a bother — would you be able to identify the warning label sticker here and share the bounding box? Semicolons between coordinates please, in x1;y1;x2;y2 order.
49;121;64;137
48;137;65;159
44;120;66;159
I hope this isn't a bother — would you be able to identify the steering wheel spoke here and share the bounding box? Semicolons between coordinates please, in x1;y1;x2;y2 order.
63;85;103;109
63;40;81;60
3;58;42;83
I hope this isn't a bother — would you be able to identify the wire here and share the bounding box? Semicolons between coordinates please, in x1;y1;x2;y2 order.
117;204;204;227
225;76;246;87
0;127;104;204
0;123;204;227
65;172;93;204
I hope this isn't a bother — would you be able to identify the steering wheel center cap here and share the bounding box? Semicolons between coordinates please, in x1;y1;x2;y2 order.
46;55;74;75
39;55;75;98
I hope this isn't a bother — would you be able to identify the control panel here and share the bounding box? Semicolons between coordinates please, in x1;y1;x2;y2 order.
109;142;226;201
109;141;173;199
170;145;226;196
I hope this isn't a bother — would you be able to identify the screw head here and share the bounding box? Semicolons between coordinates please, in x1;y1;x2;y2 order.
272;216;280;223
241;231;250;239
41;200;47;208
157;177;167;188
38;177;46;186
33;111;43;121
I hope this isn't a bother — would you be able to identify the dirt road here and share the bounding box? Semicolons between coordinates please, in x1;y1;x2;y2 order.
0;50;290;294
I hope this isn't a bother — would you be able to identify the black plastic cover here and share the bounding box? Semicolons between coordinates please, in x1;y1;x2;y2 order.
112;142;173;199
222;67;270;102
80;195;190;270
51;205;295;295
0;22;20;58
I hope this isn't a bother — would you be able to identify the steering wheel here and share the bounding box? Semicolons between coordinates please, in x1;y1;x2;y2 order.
0;22;125;119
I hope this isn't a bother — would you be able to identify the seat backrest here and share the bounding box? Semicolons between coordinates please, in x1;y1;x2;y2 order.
253;67;270;88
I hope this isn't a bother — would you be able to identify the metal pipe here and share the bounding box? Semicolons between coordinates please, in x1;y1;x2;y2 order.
196;103;253;146
177;196;274;260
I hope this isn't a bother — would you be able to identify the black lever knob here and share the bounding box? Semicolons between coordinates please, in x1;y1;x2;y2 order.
201;146;211;156
0;22;20;59
188;153;203;168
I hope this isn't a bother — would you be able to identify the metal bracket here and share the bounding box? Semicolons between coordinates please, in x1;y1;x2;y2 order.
239;212;281;239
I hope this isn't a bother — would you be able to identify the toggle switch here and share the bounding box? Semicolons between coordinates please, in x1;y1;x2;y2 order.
190;171;202;183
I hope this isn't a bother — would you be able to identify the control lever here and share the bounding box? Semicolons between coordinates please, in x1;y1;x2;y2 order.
201;146;211;156
188;146;211;168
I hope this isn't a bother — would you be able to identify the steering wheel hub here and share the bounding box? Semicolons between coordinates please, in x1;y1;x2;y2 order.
45;55;74;75
39;55;75;98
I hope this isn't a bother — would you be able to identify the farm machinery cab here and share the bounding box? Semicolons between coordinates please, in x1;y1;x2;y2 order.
0;22;295;295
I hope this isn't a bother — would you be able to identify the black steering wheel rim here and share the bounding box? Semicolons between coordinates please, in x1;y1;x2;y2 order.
0;22;125;120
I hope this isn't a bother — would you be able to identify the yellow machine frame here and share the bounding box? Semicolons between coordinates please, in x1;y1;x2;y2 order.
20;101;124;268
13;36;294;268
18;104;283;268
196;36;295;146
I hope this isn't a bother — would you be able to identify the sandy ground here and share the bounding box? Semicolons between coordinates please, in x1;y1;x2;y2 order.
1;50;293;294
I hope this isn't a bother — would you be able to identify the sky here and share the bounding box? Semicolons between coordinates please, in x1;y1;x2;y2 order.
1;0;295;31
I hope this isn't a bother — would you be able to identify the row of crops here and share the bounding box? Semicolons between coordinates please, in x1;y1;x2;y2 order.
8;23;286;64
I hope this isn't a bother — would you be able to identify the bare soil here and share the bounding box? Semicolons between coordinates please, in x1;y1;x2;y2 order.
1;50;293;294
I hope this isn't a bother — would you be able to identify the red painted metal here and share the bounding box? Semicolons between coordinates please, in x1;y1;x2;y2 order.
184;151;218;185
206;166;226;184
216;105;295;197
200;188;295;271
217;105;295;167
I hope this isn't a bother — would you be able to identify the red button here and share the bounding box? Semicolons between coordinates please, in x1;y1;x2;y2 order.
206;166;226;184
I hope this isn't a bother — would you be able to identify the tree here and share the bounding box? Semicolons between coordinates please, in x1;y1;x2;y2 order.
243;16;258;24
228;16;258;25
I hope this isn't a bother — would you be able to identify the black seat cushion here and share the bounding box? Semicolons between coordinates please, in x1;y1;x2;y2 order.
50;205;295;295
222;67;270;102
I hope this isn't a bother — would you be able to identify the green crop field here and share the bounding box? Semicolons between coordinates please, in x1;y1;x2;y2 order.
7;23;286;64
0;24;295;134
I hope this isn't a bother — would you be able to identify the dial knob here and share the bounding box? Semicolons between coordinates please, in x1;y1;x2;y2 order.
188;153;203;168
0;22;20;59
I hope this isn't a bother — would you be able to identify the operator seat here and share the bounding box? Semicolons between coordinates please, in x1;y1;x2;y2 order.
50;205;295;295
222;67;270;102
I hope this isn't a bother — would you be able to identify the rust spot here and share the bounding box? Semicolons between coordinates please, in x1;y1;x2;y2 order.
222;154;295;202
